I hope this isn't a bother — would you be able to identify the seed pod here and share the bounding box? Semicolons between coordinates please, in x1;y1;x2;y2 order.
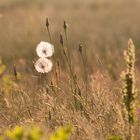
46;17;49;27
63;20;67;30
60;34;63;45
79;43;83;53
13;65;17;79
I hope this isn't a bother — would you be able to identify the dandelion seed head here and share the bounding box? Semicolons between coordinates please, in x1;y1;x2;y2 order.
34;58;53;73
36;41;54;58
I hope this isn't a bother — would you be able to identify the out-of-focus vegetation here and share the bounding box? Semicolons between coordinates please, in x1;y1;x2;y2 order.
0;125;72;140
0;0;140;69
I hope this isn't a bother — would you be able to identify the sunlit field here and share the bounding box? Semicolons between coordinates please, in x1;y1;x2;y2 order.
0;0;140;140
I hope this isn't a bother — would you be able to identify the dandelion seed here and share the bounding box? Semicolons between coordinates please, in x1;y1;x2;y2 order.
36;41;54;58
34;58;53;73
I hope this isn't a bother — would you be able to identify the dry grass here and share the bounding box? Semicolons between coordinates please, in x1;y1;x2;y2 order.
0;0;140;139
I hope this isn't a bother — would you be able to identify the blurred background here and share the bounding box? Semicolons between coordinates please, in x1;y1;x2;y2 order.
0;0;140;77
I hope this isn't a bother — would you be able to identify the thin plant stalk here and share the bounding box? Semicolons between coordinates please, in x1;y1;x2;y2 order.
63;21;74;81
46;18;58;94
60;34;74;90
13;65;32;118
79;44;88;104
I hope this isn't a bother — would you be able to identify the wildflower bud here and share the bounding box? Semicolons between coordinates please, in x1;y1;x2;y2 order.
13;65;17;79
60;34;63;45
46;17;49;27
79;43;83;53
48;109;51;120
63;20;67;30
51;81;53;86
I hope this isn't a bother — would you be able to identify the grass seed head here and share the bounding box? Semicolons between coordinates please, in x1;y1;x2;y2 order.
46;17;49;27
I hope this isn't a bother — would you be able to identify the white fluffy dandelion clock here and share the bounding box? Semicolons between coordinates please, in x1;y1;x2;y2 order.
34;58;53;73
35;41;54;73
36;41;54;58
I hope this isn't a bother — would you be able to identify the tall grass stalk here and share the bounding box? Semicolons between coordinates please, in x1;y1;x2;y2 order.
79;44;88;104
121;39;137;140
60;34;74;90
63;21;74;83
13;65;32;118
46;18;58;94
60;30;81;110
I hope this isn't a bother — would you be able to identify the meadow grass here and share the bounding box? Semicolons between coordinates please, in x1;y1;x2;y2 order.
0;0;140;140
